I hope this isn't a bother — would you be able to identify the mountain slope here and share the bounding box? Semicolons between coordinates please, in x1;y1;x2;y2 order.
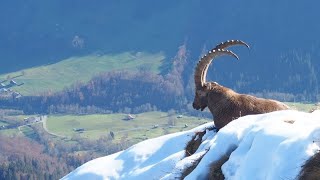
62;110;320;179
0;52;164;95
1;1;320;72
1;1;320;99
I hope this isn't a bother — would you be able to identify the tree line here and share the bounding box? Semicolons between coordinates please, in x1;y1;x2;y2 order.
0;43;190;115
0;122;135;180
1;44;319;115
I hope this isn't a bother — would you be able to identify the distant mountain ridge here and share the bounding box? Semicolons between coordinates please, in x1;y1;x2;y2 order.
1;1;320;100
1;1;319;72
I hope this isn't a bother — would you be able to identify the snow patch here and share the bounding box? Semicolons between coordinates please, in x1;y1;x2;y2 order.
63;110;320;180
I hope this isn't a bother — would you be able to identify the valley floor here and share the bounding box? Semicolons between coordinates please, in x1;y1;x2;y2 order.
63;110;320;180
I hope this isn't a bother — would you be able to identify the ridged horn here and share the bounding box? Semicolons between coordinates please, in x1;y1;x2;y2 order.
213;39;250;51
201;40;250;85
194;49;239;89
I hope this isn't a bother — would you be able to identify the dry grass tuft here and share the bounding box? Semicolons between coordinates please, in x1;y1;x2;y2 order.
299;151;320;180
208;155;229;180
180;130;207;179
184;126;216;157
283;119;295;124
180;127;216;179
180;154;205;179
185;130;206;157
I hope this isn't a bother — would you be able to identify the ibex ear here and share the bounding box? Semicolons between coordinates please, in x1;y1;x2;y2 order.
202;83;209;90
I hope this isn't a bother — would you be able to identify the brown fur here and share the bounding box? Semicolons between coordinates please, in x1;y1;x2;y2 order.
208;83;288;129
193;40;289;130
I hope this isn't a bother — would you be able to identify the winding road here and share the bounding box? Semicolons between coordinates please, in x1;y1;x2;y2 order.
41;116;66;138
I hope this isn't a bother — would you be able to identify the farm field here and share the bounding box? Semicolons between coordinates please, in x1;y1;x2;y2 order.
44;102;319;142
0;52;164;96
46;111;209;143
0;128;19;136
285;102;320;112
0;120;8;126
0;102;318;143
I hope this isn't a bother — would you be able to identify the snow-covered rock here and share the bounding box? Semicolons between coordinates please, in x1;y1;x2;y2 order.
62;110;320;180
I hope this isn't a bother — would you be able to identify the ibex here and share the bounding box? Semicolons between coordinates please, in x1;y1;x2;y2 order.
193;40;289;130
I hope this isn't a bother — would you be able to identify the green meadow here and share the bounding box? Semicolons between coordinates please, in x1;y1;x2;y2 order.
46;111;209;142
285;102;319;112
0;121;8;126
0;128;19;136
0;52;164;96
0;102;318;143
43;102;319;142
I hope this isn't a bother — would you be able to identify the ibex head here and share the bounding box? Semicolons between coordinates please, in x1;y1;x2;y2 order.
192;40;249;111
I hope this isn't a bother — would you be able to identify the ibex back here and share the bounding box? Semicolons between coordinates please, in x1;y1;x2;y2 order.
193;40;289;130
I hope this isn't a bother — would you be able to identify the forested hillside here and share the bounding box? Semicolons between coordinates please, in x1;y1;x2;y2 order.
1;1;319;100
1;43;317;115
0;45;190;114
1;2;319;179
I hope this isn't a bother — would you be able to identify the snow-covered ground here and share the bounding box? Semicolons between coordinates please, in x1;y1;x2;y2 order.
62;110;320;180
